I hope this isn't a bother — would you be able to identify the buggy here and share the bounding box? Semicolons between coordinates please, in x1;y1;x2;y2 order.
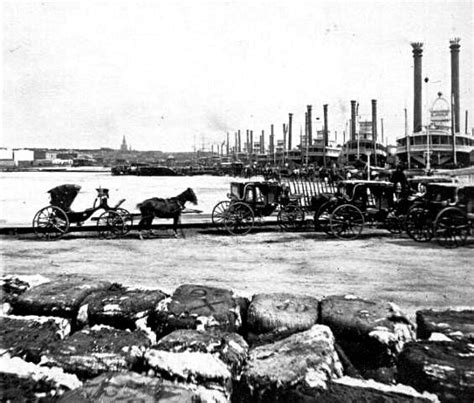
32;184;132;240
211;181;304;235
314;180;407;239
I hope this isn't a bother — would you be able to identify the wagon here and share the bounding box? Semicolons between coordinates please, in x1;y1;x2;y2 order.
314;180;407;239
405;182;462;243
32;184;133;240
211;181;305;235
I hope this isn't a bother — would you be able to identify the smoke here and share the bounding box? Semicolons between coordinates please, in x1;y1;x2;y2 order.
206;112;231;132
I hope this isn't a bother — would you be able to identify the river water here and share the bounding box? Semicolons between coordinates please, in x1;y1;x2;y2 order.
0;172;261;226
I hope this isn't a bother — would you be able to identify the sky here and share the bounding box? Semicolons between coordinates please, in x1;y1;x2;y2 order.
1;0;473;152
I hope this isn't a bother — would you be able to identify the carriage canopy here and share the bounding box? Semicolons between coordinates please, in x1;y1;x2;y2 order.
48;184;81;211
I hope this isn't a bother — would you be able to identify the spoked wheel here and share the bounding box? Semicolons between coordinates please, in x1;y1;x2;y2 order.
33;206;70;240
278;204;305;231
330;204;364;240
223;202;255;235
211;201;231;229
434;207;469;248
406;206;433;242
315;202;334;234
114;208;133;234
97;211;125;239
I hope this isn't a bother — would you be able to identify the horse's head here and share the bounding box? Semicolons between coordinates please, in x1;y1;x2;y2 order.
185;188;198;205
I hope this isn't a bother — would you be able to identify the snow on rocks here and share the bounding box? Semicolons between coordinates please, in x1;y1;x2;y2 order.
234;324;343;402
416;308;474;342
320;295;415;370
76;283;168;330
39;325;152;380
0;315;71;363
11;275;111;324
148;284;245;337
397;340;474;403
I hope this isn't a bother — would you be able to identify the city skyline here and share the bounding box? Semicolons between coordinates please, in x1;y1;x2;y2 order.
2;0;473;152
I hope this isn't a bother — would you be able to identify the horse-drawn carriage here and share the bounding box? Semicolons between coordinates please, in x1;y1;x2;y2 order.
406;182;473;247
314;180;407;239
211;181;305;235
32;184;132;240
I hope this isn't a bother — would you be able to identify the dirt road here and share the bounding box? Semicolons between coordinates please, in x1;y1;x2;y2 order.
1;229;472;319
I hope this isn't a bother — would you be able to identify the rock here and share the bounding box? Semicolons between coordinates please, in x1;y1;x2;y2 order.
1;276;30;304
234;325;343;402
149;284;244;337
12;276;111;325
321;376;439;402
0;352;82;401
397;340;474;403
40;325;151;380
416;308;474;341
320;295;415;369
246;293;319;344
155;329;248;376
145;349;232;399
0;315;71;363
77;284;167;330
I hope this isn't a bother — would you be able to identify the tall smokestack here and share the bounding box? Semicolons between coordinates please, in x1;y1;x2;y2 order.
411;42;423;132
237;130;241;153
307;105;313;145
288;113;293;150
450;38;461;133
323;104;328;167
270;124;274;157
250;130;254;156
350;100;357;141
261;130;265;153
372;99;377;166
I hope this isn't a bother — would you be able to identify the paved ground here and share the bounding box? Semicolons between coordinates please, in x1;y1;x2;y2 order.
1;227;472;320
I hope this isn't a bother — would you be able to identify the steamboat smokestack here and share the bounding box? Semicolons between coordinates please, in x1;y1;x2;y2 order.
288;113;293;150
450;38;461;133
372;99;378;165
323;104;328;168
350;100;357;141
411;42;423;132
307;105;313;145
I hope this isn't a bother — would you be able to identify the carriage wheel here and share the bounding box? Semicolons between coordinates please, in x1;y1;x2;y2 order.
330;204;364;240
278;204;305;231
211;201;231;228
385;214;403;234
33;206;70;240
223;202;254;235
97;211;125;239
315;202;334;234
434;207;469;248
406;206;433;242
114;208;133;234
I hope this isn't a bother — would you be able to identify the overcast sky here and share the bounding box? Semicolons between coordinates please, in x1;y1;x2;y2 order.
2;0;473;152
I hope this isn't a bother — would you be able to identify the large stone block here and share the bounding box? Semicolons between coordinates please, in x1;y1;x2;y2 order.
246;293;319;345
0;352;82;401
234;325;343;402
12;276;111;323
416;308;474;341
322;376;439;402
0;315;70;363
149;284;244;337
40;325;152;380
320;295;415;369
58;371;228;402
145;349;232;400
397;340;474;403
1;275;51;315
77;284;168;330
155;329;248;376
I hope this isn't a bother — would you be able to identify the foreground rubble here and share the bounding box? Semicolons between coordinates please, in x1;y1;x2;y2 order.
1;274;472;402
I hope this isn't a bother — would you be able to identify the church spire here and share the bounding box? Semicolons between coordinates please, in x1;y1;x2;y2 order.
120;135;128;151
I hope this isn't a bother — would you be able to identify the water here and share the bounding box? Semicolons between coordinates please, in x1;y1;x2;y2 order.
0;172;262;226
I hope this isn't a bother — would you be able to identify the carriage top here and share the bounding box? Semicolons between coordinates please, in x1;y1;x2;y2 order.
47;184;109;211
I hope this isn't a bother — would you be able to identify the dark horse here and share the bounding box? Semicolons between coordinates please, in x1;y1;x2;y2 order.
137;188;198;239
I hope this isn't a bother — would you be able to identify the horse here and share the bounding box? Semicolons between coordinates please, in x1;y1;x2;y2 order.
137;188;198;239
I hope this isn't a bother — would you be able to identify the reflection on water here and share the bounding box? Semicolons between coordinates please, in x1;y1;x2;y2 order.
0;172;263;226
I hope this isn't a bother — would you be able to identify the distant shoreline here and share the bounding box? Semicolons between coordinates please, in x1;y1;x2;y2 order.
0;167;111;173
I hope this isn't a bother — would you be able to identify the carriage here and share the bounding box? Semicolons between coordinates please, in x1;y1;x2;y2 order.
314;180;407;239
32;184;133;240
406;182;473;247
211;181;305;235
